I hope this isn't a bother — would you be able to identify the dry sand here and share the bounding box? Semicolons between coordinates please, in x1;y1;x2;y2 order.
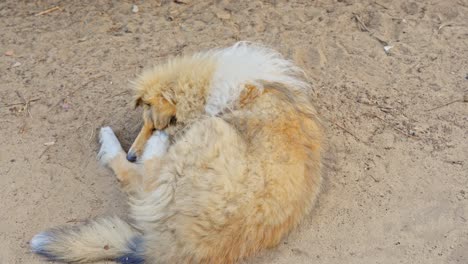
1;0;467;263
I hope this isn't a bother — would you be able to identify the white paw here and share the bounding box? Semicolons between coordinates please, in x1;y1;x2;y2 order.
141;131;170;161
98;127;123;165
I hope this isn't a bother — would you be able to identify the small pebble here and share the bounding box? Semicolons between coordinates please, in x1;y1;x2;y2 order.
62;102;71;110
384;45;394;54
12;61;21;67
4;50;14;56
357;96;371;104
132;5;139;13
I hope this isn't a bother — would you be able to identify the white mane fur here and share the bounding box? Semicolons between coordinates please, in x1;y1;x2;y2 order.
202;42;310;116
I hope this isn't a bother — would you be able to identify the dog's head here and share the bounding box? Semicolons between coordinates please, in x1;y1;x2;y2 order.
126;92;177;162
126;56;215;162
134;95;177;130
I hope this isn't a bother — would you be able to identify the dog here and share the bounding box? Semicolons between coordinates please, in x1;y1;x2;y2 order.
30;42;323;264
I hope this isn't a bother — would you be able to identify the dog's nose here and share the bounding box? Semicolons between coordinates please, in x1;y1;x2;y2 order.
126;152;137;162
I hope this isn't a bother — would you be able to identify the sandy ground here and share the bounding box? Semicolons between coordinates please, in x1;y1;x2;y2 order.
1;0;467;263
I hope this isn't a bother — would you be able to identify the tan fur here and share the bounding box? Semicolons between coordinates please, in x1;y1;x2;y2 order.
118;57;322;263
32;45;323;264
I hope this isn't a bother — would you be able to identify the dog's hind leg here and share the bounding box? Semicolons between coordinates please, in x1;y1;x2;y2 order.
98;127;144;194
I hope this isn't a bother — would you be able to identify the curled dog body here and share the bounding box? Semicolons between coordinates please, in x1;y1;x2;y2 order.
31;42;323;264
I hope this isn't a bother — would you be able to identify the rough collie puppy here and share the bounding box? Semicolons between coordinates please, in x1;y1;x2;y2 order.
30;42;323;264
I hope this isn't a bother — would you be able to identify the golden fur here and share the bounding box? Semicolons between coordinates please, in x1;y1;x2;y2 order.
31;43;323;264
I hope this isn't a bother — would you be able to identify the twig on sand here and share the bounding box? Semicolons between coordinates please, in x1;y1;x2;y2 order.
25;99;37;118
332;121;365;143
352;13;389;46
35;6;60;16
88;126;95;141
11;91;40;118
66;218;87;223
368;173;380;183
39;146;51;159
3;99;39;108
111;90;130;98
374;1;390;10
353;13;371;32
3;102;26;107
425;98;466;111
367;114;413;138
437;23;452;33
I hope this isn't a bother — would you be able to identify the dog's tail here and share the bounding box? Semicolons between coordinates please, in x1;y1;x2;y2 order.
30;216;144;263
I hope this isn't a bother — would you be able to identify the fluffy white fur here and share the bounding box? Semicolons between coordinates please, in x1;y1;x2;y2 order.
141;131;169;161
98;127;124;165
204;42;310;115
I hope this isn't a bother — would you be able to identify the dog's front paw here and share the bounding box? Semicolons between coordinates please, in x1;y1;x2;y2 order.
141;131;170;161
98;127;124;165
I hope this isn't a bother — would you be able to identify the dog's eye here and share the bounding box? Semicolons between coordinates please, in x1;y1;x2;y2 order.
170;116;177;125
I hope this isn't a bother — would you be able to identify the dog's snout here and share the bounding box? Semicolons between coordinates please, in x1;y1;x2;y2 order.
126;152;137;162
